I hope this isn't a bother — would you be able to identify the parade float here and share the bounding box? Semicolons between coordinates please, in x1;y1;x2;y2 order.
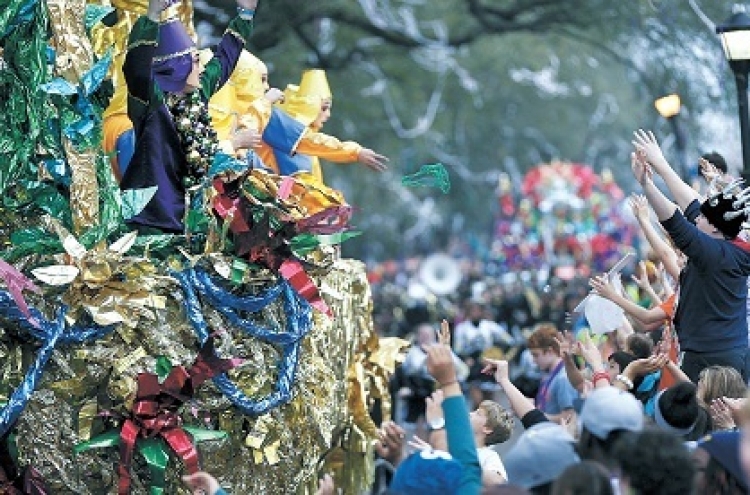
494;161;637;277
0;0;406;493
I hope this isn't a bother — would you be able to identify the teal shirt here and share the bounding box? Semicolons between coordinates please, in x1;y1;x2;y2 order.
443;395;482;494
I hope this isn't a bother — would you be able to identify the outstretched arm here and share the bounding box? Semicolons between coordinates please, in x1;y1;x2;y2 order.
629;194;681;281
589;274;667;325
633;130;700;211
631;150;680;222
482;359;535;419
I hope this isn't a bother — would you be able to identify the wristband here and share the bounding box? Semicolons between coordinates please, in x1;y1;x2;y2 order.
237;7;255;19
591;371;611;385
615;374;634;390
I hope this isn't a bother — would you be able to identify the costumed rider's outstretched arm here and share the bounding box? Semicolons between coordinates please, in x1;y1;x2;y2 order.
633;129;700;212
200;0;259;100
295;132;389;172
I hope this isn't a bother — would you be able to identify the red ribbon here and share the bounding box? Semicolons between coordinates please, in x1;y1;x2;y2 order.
279;259;332;317
212;178;336;316
116;339;240;494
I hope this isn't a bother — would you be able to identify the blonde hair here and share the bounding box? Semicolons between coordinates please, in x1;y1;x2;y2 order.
479;400;513;445
697;366;746;405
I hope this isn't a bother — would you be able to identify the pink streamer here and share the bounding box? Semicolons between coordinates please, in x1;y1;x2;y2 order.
0;259;41;328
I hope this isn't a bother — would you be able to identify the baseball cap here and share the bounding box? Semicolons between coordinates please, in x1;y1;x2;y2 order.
390;449;463;494
580;386;644;439
697;431;748;490
504;422;580;489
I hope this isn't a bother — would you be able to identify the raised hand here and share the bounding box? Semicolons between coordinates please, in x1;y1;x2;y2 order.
622;353;668;381
699;157;722;183
628;194;650;221
481;358;509;383
438;319;451;346
553;331;577;360
264;87;284;104
357;148;389;172
589;274;619;301
632;129;666;170
576;330;604;372
425;389;445;425
231;128;262;150
630;151;653;185
374;420;406;466
630;261;653;291
709;398;736;430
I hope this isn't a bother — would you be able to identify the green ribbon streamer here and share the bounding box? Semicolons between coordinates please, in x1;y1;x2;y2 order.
138;438;169;495
290;231;361;256
75;426;227;494
155;357;172;382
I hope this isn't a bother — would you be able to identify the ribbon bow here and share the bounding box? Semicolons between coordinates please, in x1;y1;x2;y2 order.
77;339;241;494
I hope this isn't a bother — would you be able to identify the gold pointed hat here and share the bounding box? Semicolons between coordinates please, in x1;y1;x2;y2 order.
277;83;322;126
297;69;332;101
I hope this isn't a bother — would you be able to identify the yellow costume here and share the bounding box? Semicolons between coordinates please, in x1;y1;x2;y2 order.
204;49;275;156
276;70;363;182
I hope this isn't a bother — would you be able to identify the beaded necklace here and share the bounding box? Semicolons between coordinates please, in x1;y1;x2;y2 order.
166;91;220;184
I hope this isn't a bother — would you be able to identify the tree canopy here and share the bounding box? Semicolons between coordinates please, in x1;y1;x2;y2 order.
194;0;742;259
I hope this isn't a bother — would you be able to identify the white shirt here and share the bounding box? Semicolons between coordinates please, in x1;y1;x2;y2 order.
477;447;507;481
453;319;507;357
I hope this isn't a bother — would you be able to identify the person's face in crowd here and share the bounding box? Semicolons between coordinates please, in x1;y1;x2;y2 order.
529;347;557;372
469;406;490;437
313;100;332;128
467;304;484;323
607;357;621;382
183;51;203;93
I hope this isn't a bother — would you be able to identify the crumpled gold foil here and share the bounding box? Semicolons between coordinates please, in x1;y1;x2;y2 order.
12;259;399;494
48;0;93;80
32;225;164;327
63;141;100;236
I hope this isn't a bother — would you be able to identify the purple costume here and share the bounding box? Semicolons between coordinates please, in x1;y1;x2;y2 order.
120;15;255;232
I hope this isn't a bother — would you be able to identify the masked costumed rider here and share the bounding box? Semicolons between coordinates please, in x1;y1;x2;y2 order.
120;0;259;234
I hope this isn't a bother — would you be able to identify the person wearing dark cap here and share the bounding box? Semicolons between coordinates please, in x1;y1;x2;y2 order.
632;131;750;382
653;382;712;441
121;0;260;233
693;430;749;494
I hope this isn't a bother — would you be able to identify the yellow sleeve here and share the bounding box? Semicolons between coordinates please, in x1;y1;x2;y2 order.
238;98;272;132
295;131;362;163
